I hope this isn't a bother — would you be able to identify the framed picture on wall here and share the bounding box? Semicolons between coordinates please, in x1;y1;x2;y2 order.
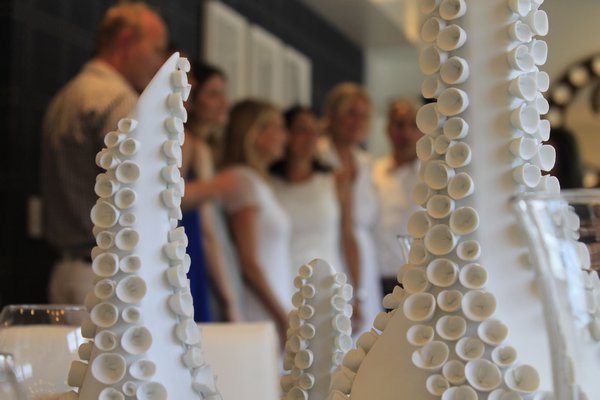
282;46;312;109
247;24;284;105
203;0;248;101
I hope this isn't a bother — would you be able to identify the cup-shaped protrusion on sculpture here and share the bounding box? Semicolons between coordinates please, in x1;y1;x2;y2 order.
287;335;307;353
512;163;541;188
532;70;550;92
426;258;458;287
118;118;138;133
407;324;435;346
437;289;463;312
96;231;115;250
122;381;137;397
413;182;432;206
408;210;430;239
91;201;120;229
95;175;120;199
533;93;549;114
439;0;467;21
166;265;188;288
403;292;436;322
298;323;316;340
92;253;119;277
441;386;477;400
176;318;202;345
373;311;392;332
443;117;469;140
411;341;449;370
440;56;469;85
509;75;537;101
168;226;188;247
104;131;126;149
508;20;532;43
465;359;502;392
462;290;496;321
183;347;205;369
491;345;518;367
420;0;441;15
457;240;481;261
421;16;445;43
116;275;147;304
67;360;88;388
161;189;182;209
436;315;467;341
332;314;352;332
119;255;141;274
533;118;551;141
161;165;181;184
508;45;535;72
122;306;141;324
421;76;446;99
420;45;448;75
297;263;313;278
511;103;540;133
416;135;435;161
335;334;353;353
425;224;457;255
167;92;188;122
115;161;140;184
437;88;469;117
426;374;450;396
504;364;540;393
528;39;547;65
119;213;136;227
130;359;156;380
91;353;127;384
163;140;183;167
409;239;431;265
478;319;509;346
417;103;445;134
81;319;96;339
532;144;555;171
121;326;153;355
508;0;531;16
163;241;186;261
114;188;137;210
137;382;167;400
330;366;356;394
99;151;120;170
436;25;467;52
427;195;455;219
94;279;116;300
403;267;430;294
171;70;188;89
119;138;140;158
442;360;466;385
527;9;549;36
535;175;560;194
383;285;406;309
78;342;93;360
459;263;488;289
298;373;315;391
445;142;471;169
434;135;451;155
455;336;485;361
509;136;538;160
165;116;184;135
425;161;455;190
449;207;479;236
169;290;195;317
115;228;140;251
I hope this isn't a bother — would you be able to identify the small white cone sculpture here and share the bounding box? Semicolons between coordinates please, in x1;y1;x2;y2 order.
281;259;353;400
63;53;220;399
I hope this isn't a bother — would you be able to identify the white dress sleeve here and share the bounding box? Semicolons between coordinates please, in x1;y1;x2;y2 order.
219;167;261;213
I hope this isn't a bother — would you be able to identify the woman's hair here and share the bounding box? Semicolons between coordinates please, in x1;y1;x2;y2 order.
189;61;226;100
322;82;371;136
220;98;279;173
270;105;331;178
547;127;584;188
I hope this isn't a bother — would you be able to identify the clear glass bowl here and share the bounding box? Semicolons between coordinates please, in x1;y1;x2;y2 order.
0;305;88;400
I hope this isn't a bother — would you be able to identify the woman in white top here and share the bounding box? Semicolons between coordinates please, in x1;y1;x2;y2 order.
271;106;358;278
319;83;382;336
217;99;292;343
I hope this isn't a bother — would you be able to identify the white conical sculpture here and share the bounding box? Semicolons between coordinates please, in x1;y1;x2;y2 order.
328;0;559;399
62;53;221;400
281;259;353;400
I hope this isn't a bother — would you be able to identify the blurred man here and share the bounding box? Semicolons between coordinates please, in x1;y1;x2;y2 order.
41;3;168;304
373;99;423;296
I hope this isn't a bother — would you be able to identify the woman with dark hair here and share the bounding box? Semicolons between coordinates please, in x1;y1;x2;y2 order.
180;61;242;322
271;106;358;281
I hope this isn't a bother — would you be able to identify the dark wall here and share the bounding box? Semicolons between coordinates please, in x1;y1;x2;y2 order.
0;0;363;308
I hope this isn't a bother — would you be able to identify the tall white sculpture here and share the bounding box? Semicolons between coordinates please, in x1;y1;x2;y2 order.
329;1;558;398
63;53;221;400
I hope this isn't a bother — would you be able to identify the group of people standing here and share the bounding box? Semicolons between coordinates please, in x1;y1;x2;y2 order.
41;3;424;344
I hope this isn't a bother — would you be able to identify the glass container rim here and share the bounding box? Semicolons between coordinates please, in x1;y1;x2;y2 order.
510;188;600;206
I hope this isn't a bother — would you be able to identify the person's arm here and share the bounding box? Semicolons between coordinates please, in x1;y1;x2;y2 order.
229;207;289;343
334;170;363;330
199;202;242;321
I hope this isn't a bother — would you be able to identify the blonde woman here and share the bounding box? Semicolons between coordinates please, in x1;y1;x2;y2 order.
217;99;292;342
319;82;382;335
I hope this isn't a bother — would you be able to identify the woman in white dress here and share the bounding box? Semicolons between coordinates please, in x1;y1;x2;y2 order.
270;106;358;279
319;83;382;336
217;99;292;343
